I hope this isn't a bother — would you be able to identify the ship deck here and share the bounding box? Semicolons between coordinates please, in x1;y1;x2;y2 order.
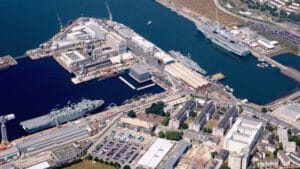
20;115;52;130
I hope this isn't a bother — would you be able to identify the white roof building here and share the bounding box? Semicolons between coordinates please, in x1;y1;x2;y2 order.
165;62;209;91
109;52;134;64
26;161;50;169
224;117;263;154
273;104;300;124
257;39;275;49
60;51;89;68
138;138;174;168
154;51;174;64
132;36;155;53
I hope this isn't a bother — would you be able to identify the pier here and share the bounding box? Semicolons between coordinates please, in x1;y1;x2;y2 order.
251;50;300;83
119;76;136;90
137;83;156;91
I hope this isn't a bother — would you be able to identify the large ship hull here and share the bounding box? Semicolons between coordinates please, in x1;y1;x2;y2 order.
196;23;250;57
20;99;104;133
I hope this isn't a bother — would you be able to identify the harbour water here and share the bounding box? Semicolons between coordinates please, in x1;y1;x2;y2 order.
0;0;299;139
273;53;300;71
0;58;163;140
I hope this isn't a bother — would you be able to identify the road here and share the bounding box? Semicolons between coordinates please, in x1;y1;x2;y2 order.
243;105;300;130
213;0;299;35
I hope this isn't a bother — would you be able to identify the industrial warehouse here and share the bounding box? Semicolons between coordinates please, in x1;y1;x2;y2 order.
137;138;174;168
164;62;210;92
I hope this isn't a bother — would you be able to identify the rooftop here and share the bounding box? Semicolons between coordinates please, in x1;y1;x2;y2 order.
274;104;300;122
138;138;174;168
130;64;149;75
224;117;263;153
165;62;209;90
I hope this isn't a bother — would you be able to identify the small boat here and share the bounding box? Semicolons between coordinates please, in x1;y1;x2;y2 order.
147;20;152;25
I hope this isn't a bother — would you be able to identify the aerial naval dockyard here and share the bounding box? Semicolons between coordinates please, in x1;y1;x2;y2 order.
1;4;300;169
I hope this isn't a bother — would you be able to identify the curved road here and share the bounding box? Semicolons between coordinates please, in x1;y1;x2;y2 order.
213;0;299;35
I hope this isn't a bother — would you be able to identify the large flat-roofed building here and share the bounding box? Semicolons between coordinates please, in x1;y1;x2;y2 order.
154;51;174;65
0;146;20;162
228;153;248;169
131;36;155;53
84;21;107;40
51;144;79;164
129;64;151;83
117;117;155;134
137;138;174;169
165;141;191;169
17;126;89;156
165;62;210;92
106;31;127;52
277;150;290;167
273;104;300;124
60;51;89;68
26;161;50;169
278;127;289;143
224;117;263;153
213;106;239;137
190;101;216;132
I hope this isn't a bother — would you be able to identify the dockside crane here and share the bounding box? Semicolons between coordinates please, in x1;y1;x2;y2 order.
105;1;113;24
57;13;63;32
0;114;15;149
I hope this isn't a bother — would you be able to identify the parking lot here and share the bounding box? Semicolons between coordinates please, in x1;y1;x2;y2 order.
92;125;155;166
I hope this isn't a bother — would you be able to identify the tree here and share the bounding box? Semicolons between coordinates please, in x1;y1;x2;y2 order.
165;131;182;141
261;107;268;113
127;110;136;118
145;101;165;116
114;162;121;168
179;123;188;130
203;128;212;133
158;131;165;138
211;151;218;158
161;117;170;126
123;165;131;169
220;163;231;169
189;110;197;117
288;12;300;22
267;125;274;132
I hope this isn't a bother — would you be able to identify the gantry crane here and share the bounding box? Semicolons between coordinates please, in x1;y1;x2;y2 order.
0;114;15;149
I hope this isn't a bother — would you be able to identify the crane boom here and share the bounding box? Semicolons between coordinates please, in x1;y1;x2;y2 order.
57;13;63;30
105;1;113;21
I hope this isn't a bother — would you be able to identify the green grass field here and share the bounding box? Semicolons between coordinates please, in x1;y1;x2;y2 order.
64;160;115;169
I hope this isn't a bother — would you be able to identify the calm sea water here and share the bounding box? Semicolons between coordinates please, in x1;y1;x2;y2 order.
0;0;299;139
273;53;300;71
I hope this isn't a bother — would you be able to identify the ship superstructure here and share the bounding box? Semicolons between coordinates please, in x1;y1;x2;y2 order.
20;99;104;133
196;19;250;56
169;50;207;75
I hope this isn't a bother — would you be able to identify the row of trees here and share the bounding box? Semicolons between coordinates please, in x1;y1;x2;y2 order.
145;101;165;116
158;131;182;141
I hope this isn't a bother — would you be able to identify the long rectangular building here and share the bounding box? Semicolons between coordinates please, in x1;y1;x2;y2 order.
213;106;239;136
17;126;89;156
190;101;216;132
165;62;210;92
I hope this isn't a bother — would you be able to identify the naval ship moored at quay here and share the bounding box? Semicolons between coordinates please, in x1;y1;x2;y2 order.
20;99;104;133
195;19;250;57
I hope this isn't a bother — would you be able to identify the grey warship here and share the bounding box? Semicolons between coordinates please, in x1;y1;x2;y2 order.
196;19;250;57
20;99;104;133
